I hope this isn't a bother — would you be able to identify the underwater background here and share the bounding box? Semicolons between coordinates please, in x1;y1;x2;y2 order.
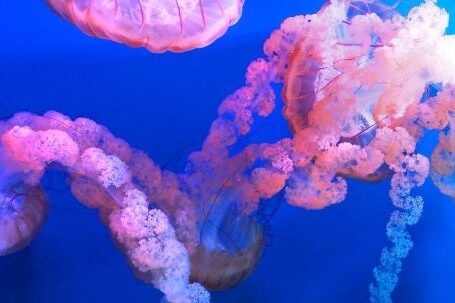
1;0;455;302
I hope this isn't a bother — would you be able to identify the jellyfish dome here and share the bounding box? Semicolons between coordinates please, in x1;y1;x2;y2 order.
0;184;47;256
46;0;245;52
190;195;264;290
431;112;455;198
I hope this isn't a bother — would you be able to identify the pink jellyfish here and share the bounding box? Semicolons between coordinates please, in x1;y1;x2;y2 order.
0;113;210;303
430;93;455;198
0;110;274;302
183;0;455;302
268;1;453;302
46;0;245;52
3;1;455;303
0;183;47;256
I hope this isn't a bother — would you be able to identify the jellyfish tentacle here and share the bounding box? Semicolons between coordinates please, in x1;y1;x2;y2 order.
370;154;429;303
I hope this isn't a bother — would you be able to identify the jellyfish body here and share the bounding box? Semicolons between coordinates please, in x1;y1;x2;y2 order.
282;0;434;184
190;197;264;290
431;113;455;198
282;44;322;134
0;114;211;303
46;0;245;53
432;145;455;198
0;184;47;256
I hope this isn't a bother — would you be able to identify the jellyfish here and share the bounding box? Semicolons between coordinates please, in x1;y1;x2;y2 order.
3;0;455;302
188;195;265;290
184;0;455;301
0;110;277;302
431;100;455;198
0;182;47;256
0;113;209;303
273;1;452;302
46;0;245;53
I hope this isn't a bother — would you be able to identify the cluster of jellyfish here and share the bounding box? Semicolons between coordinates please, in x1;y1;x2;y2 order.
2;0;455;302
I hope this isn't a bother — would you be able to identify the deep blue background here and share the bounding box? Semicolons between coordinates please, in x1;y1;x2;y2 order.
1;1;455;302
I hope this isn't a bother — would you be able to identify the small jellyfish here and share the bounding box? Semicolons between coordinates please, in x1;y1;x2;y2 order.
0;183;47;256
431;113;455;198
190;196;264;290
46;0;245;53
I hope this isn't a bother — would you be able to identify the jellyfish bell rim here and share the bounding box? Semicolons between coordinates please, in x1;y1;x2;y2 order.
337;165;392;183
45;0;246;53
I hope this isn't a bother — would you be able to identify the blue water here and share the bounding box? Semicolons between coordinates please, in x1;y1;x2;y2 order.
2;1;455;302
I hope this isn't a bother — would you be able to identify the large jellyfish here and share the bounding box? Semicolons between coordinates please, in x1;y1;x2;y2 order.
46;0;245;52
3;0;455;302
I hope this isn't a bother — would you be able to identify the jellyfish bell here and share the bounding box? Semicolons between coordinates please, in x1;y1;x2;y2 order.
282;0;403;183
0;143;48;256
0;183;47;256
431;144;455;198
46;0;245;53
431;114;455;198
338;163;391;183
282;44;322;134
190;196;264;290
282;0;397;134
